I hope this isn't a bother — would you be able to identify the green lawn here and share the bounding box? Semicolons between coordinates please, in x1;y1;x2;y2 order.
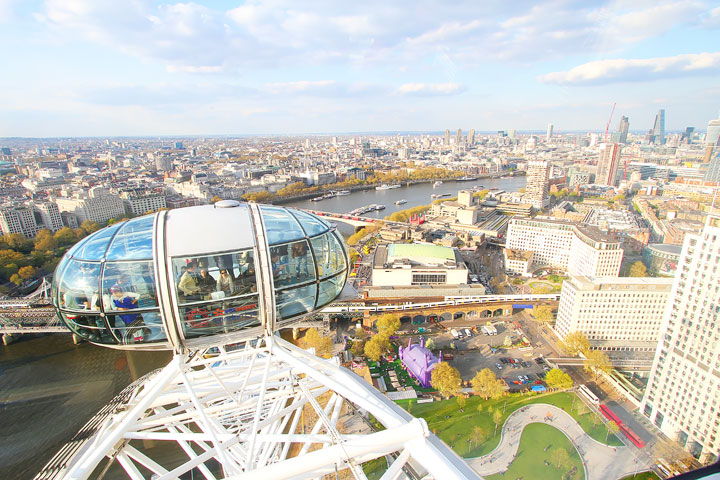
398;391;622;458
362;456;388;480
529;282;555;294
486;423;584;480
619;472;660;480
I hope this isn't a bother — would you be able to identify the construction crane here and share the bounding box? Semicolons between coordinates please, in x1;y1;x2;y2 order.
604;102;616;142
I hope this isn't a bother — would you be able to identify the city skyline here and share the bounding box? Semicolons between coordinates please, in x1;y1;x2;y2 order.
1;1;719;137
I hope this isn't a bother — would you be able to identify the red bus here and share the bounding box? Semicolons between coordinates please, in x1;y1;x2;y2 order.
599;404;623;426
619;424;645;448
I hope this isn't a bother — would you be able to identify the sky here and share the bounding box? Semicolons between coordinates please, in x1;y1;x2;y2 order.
1;0;719;137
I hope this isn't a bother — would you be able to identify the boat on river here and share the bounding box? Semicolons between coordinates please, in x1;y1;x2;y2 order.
395;199;407;205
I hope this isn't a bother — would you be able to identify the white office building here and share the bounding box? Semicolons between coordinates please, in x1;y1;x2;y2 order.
0;204;39;237
505;217;623;277
555;276;673;351
35;201;64;232
56;194;126;224
525;160;550;209
121;192;167;217
641;214;720;463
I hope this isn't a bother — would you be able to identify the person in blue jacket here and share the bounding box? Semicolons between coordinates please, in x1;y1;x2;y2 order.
110;285;148;343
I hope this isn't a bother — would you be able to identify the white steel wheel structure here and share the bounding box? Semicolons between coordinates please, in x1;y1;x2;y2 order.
44;201;481;480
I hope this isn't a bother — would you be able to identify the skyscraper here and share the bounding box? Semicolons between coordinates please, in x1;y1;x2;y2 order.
652;109;665;145
641;213;720;463
525;159;550;209
706;115;720;148
618;116;629;144
595;143;622;186
705;150;720;182
456;128;462;146
444;129;450;146
467;129;475;146
546;123;553;141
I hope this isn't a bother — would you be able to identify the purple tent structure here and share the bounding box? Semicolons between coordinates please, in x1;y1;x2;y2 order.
398;338;441;388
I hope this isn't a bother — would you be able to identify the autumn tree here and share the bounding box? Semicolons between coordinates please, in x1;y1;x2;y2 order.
350;340;365;357
606;420;620;442
424;337;435;351
303;328;333;357
471;368;505;400
54;227;78;247
210;195;222;203
3;233;33;253
545;368;573;390
430;362;462;398
242;191;275;203
456;395;466;410
376;314;401;337
354;326;367;341
471;425;488;448
629;261;648;277
81;220;101;235
364;334;391;362
17;265;35;280
10;273;21;285
492;408;503;436
584;350;613;381
560;331;590;356
550;448;571;469
533;305;555;325
33;229;57;252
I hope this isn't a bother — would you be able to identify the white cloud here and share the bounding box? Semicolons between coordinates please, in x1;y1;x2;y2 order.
396;83;466;96
264;80;385;97
539;52;720;85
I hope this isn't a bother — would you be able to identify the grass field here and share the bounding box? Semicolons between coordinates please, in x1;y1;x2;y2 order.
485;423;584;480
529;282;556;294
362;456;388;480
397;391;622;458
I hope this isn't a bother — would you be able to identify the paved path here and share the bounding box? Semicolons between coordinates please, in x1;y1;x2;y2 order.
467;404;651;480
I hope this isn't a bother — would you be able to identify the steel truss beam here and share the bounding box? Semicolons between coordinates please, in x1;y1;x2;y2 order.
57;335;480;480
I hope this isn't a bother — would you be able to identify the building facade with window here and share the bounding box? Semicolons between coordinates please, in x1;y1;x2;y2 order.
555;276;673;351
371;243;468;287
505;217;623;277
641;214;720;463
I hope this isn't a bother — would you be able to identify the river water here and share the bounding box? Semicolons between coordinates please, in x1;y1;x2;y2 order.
0;176;525;478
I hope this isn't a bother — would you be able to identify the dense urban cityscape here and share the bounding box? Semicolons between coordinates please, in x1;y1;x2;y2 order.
0;106;719;479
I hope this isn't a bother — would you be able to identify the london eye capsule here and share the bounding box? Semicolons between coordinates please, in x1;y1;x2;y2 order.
51;201;349;351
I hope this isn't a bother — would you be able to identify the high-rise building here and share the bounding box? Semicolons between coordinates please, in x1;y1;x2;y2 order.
652;109;665;145
443;129;450;146
525;159;550;209
546;124;553;141
556;276;673;352
706;115;720;148
35;201;64;232
595;143;622;186
467;129;475;146
641;213;720;463
705;150;720;183
155;155;173;172
0;203;39;237
456;128;462;146
618;116;629;144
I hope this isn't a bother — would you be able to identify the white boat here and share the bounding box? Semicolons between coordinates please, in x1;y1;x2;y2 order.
433;181;443;187
388;184;401;189
395;199;407;205
337;190;351;196
375;204;386;210
310;196;324;202
375;184;391;190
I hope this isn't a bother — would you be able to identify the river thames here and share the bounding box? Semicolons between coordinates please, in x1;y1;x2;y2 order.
0;176;525;478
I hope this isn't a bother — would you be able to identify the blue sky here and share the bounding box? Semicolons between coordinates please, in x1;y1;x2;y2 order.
1;0;719;137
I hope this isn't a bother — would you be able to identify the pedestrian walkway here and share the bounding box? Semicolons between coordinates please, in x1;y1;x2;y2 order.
466;403;651;480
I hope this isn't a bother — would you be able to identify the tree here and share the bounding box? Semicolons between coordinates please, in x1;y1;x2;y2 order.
545;368;573;390
376;314;401;337
533;305;554;325
354;326;367;341
606;420;620;442
350;340;365;357
242;191;275;203
211;195;222;203
9;273;21;285
364;334;390;362
81;220;101;235
584;350;612;381
424;337;435;351
492;408;503;436
456;395;466;410
17;265;35;280
3;233;33;253
33;229;57;252
629;261;648;277
430;362;462;398
550;448;571;469
303;328;332;356
503;335;512;347
560;331;590;356
471;425;488;448
471;368;505;400
54;227;78;247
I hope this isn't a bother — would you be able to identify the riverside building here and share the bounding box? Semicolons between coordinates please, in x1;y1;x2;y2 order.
641;213;720;463
555;276;673;352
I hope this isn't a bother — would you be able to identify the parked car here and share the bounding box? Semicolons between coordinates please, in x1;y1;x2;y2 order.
521;361;530;368
496;363;503;370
